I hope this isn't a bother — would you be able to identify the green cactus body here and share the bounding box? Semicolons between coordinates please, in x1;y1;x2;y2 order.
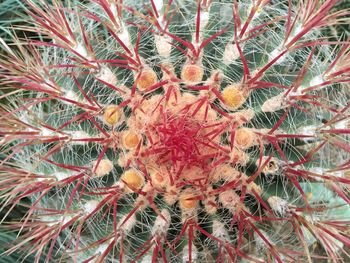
0;0;350;262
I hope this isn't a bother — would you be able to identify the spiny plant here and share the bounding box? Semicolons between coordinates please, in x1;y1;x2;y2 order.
0;0;350;262
324;1;350;41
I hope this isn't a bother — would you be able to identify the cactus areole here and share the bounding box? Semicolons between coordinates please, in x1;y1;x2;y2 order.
0;0;350;262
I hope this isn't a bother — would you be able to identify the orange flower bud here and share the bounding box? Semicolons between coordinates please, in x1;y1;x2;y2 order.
120;169;145;192
103;105;122;126
181;63;203;82
137;69;158;91
122;131;141;149
222;85;246;109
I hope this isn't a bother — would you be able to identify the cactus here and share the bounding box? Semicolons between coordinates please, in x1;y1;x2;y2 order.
1;0;350;262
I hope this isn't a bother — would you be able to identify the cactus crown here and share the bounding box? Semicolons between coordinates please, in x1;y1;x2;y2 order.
1;0;350;262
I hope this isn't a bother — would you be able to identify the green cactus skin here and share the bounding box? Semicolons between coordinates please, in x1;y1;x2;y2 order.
0;0;350;262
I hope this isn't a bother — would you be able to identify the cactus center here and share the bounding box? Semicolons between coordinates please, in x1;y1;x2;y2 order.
158;115;202;164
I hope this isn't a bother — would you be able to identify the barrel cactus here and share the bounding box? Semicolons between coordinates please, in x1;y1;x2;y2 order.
1;0;350;262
